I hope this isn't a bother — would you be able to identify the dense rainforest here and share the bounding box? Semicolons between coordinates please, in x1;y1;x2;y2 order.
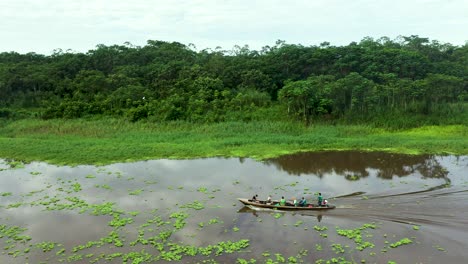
0;35;466;128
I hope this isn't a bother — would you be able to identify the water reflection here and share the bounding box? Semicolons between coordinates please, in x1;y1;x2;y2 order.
237;206;324;222
266;151;448;180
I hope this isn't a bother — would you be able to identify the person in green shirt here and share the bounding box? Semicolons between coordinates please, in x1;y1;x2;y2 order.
318;192;323;206
279;196;286;206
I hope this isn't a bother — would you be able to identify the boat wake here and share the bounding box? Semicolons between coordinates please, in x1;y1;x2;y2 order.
246;205;278;212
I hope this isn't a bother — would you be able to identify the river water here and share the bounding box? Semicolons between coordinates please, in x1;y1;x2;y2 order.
0;151;467;263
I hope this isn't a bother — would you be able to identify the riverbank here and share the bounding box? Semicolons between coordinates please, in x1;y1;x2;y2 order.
0;119;466;165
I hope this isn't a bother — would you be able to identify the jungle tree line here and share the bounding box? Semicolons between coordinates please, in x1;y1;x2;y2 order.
0;35;466;123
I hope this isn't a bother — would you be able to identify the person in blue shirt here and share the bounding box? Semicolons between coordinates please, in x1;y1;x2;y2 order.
298;197;307;207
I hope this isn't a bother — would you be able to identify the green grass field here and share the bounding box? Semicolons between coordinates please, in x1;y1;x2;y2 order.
0;118;466;165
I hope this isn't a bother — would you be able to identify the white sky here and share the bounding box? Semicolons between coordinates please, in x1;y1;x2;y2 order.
1;0;467;54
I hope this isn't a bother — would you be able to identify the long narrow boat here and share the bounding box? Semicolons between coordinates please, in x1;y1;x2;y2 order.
237;198;336;210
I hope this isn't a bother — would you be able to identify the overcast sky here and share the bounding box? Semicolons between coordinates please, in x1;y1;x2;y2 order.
1;0;467;54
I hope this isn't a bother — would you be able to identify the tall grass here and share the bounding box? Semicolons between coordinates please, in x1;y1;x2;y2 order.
337;103;468;130
0;118;466;165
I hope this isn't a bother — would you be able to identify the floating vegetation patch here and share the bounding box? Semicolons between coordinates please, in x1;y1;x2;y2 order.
336;223;377;251
128;189;143;195
294;220;303;227
5;160;25;169
273;213;283;219
345;174;360;181
389;238;413;248
95;184;112;190
316;256;352;264
180;201;205;210
314;225;328;232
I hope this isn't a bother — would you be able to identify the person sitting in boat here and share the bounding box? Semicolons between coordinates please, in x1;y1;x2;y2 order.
318;192;323;207
279;196;286;206
323;199;328;206
293;197;298;206
251;194;258;202
298;197;307;207
266;195;272;204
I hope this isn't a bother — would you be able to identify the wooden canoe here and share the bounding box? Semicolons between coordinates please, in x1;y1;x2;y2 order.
237;198;336;210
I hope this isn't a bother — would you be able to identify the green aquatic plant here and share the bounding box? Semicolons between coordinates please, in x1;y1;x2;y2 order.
109;213;134;227
34;241;57;252
143;180;158;185
275;253;285;262
1;192;12;196
435;245;446;251
197;187;208;193
180;200;205;210
316;244;323;251
0;225;31;243
129;189;143;195
294;220;303;227
237;258;256;264
356;241;375;251
67;253;84;262
6;160;25;169
389;238;413;248
315;256;352;264
95;184;112;190
273;213;283;219
336;223;377;251
6;202;24;209
208;218;220;224
314;225;328;231
346;174;359;181
71;183;82;192
169;211;189;230
128;211;139;216
56;248;66;256
331;243;345;254
89;201;116;215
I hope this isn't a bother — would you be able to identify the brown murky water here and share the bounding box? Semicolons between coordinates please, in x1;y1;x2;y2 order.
0;152;467;263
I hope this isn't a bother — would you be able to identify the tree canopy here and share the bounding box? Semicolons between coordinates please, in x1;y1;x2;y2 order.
0;36;466;125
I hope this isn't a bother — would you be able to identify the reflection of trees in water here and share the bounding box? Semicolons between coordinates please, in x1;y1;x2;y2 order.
266;151;448;180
